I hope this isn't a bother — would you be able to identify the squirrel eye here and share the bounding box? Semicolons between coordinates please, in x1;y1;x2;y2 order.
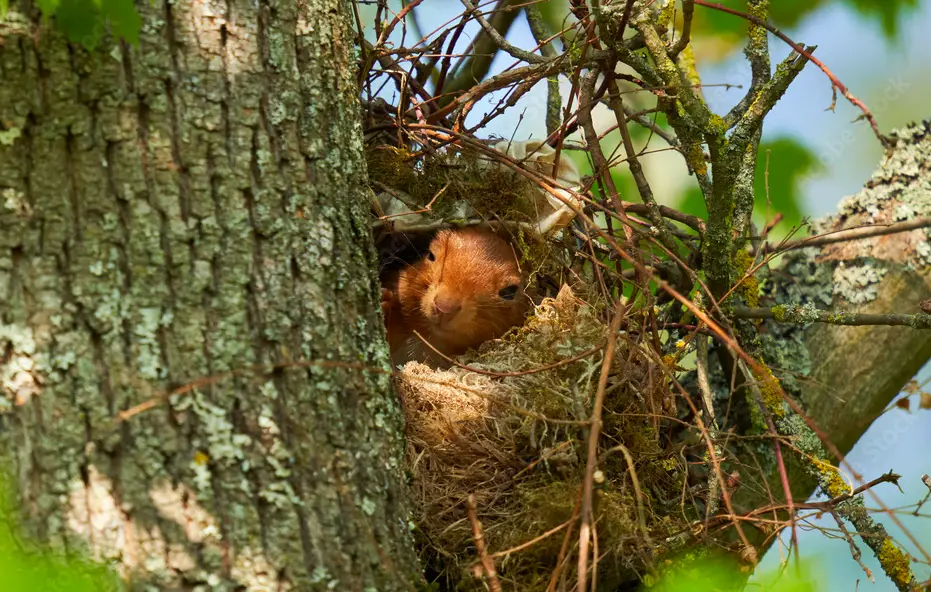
498;285;519;300
426;250;436;262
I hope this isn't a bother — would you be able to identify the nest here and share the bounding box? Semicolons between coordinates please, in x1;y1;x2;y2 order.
365;131;719;590
396;285;690;590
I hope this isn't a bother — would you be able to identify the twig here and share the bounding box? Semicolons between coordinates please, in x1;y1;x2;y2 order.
821;471;902;507
605;75;677;250
466;494;502;592
764;216;931;254
829;509;874;582
694;0;890;145
491;519;572;559
600;443;651;546
669;0;695;57
916;474;931;516
615;0;636;42
441;0;525;99
624;103;679;146
695;334;722;518
577;300;627;592
525;4;562;137
460;0;546;64
733;305;931;329
373;0;427;48
545;490;582;592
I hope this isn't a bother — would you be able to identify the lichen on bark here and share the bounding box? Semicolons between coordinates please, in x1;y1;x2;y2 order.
760;119;931;458
0;0;420;589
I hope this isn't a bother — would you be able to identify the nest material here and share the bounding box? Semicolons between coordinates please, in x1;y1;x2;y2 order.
367;140;582;238
397;286;688;591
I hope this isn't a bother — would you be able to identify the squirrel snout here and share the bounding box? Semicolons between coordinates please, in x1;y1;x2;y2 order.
433;293;463;324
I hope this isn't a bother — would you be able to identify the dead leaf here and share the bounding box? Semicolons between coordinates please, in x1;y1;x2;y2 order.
920;392;931;410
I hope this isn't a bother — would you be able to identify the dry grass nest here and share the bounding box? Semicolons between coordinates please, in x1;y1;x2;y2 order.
396;285;695;591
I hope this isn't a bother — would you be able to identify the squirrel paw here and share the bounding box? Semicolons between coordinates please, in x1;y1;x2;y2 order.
381;288;395;316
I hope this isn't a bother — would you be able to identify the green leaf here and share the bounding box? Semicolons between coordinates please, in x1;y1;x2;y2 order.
651;552;819;592
754;136;821;231
35;0;60;18
0;473;122;592
31;0;141;47
54;0;103;49
678;185;707;220
101;0;142;45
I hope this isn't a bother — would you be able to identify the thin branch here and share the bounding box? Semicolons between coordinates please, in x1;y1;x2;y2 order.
669;0;695;57
525;4;562;137
829;509;874;582
605;76;677;250
727;46;810;154
695;0;890;145
821;471;902;507
578;300;627;592
467;494;502;592
734;305;931;329
490;519;572;559
696;333;721;518
916;474;931;516
460;0;546;64
442;0;524;100
763;216;931;254
624;103;679;146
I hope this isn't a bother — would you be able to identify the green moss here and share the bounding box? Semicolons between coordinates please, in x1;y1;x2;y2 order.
686;143;707;177
732;249;760;307
770;304;787;322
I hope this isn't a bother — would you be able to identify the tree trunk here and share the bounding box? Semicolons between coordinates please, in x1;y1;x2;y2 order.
0;0;421;589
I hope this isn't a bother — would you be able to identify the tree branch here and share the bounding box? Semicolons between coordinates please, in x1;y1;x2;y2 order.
460;0;546;64
695;0;890;145
735;305;931;329
764;216;931;254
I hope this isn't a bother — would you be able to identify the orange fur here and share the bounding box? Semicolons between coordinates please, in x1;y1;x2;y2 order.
382;227;532;367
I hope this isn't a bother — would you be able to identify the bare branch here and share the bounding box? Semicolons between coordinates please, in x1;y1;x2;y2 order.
734;305;931;329
695;0;891;145
467;494;502;592
763;216;931;254
460;0;546;64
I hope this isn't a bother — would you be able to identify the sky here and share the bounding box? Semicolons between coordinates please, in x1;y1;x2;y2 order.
360;2;931;589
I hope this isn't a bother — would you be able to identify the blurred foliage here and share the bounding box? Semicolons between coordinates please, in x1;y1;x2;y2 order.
688;0;918;43
536;0;917;53
679;136;821;233
650;552;819;592
0;0;140;48
0;471;123;591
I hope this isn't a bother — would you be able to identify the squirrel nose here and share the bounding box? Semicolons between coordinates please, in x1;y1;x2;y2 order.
434;294;462;319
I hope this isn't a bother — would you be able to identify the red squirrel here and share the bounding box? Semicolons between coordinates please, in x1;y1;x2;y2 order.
381;227;532;367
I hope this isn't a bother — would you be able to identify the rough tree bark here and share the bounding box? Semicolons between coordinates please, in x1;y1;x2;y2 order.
0;0;421;589
760;120;931;486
